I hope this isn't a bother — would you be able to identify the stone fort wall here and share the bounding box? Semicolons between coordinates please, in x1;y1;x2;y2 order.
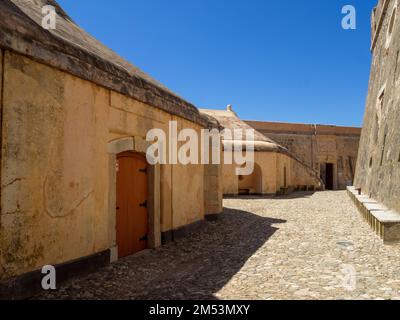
246;121;361;190
354;0;400;212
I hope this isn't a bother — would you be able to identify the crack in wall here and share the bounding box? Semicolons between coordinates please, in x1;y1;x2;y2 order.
2;177;26;189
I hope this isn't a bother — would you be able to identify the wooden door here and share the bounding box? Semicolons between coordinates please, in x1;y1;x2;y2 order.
116;152;148;258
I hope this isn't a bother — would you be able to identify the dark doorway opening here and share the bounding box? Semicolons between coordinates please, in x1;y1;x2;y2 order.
283;166;287;188
325;163;334;190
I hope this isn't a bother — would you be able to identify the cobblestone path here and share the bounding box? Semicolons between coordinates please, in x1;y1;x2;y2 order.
37;191;400;300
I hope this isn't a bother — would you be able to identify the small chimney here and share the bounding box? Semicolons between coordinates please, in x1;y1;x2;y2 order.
227;104;233;112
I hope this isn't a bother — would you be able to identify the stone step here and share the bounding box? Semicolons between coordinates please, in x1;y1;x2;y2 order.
347;186;400;244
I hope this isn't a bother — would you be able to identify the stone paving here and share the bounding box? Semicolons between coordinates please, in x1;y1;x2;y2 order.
36;191;400;300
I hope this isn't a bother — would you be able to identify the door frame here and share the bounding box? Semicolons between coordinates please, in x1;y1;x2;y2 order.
319;158;338;190
107;136;161;262
325;163;334;190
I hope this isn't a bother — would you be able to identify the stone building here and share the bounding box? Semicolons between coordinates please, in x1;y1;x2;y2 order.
0;0;376;299
201;108;322;196
246;121;361;190
350;0;400;242
0;0;223;297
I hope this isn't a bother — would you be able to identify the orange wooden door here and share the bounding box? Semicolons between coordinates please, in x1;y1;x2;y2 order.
116;152;148;258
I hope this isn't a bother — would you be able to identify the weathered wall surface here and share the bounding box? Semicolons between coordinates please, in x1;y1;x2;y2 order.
332;135;359;189
222;153;278;195
256;153;279;193
246;121;361;190
290;159;316;187
107;91;173;235
355;0;400;212
108;92;209;231
275;154;290;191
222;163;239;195
204;160;223;216
1;51;110;279
0;51;209;280
222;151;320;196
172;117;205;229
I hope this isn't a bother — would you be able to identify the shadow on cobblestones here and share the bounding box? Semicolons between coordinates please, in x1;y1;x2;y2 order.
133;208;286;300
34;191;400;300
35;207;286;300
274;191;316;200
225;191;316;200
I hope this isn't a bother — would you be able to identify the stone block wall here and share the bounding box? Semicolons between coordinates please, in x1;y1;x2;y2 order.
354;0;400;213
246;121;361;190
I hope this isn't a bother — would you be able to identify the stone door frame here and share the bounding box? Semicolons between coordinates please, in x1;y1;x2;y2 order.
107;136;161;262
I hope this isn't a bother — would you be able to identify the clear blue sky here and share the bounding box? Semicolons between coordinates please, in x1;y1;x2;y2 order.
57;0;377;127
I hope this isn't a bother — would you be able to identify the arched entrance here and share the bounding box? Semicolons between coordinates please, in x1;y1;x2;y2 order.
238;163;262;195
116;152;149;258
107;136;161;262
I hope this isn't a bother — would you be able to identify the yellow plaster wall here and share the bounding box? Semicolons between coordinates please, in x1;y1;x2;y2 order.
222;152;278;195
222;163;239;195
222;151;319;195
0;51;208;280
0;51;110;279
254;152;278;194
203;144;223;215
172;117;205;229
107;90;174;234
276;153;291;190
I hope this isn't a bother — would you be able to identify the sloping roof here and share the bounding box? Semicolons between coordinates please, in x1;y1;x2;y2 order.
200;108;323;184
200;108;290;153
245;120;362;136
0;0;211;127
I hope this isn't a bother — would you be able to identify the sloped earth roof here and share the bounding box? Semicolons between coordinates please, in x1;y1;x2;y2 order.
200;108;322;183
0;0;212;127
200;108;290;153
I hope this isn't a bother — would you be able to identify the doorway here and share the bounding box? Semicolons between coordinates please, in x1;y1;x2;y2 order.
238;163;262;195
320;162;334;190
116;152;149;258
325;163;334;190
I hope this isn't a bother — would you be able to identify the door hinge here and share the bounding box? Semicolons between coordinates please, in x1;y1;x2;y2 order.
139;200;147;208
139;168;147;174
139;234;148;242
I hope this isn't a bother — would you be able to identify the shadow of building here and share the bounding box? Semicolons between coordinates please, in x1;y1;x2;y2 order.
34;207;286;300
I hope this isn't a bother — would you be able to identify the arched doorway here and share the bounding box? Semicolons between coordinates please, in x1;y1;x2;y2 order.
238;163;262;195
108;136;161;261
116;152;149;258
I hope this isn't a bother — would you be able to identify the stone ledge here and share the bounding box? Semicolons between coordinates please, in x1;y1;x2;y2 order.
347;186;400;244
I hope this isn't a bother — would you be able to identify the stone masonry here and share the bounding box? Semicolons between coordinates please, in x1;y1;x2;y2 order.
354;0;400;214
246;121;361;190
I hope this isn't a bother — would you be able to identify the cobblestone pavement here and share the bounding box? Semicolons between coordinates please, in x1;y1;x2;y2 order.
36;191;400;300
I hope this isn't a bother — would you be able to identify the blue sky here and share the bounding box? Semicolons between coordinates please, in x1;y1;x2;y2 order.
57;0;377;127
